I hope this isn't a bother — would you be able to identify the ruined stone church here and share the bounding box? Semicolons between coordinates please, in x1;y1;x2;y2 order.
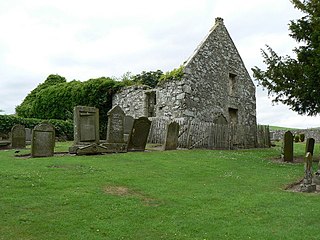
113;18;257;148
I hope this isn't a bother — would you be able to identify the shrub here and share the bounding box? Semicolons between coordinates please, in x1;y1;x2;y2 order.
294;134;300;143
0;115;73;141
158;66;184;85
299;133;305;142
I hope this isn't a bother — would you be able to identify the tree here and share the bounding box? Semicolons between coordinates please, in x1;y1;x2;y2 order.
16;74;67;117
252;0;320;116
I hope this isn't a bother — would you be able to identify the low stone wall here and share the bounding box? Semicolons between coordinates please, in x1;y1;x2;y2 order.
270;129;320;142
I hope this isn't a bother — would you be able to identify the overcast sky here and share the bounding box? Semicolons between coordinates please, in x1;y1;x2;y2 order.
0;0;319;128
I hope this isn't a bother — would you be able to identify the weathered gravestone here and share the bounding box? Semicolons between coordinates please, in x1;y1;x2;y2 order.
11;124;26;149
127;117;151;152
25;128;32;145
101;105;127;153
164;122;180;150
123;115;134;142
69;106;108;155
300;152;316;192
283;131;293;162
31;123;55;157
305;138;315;156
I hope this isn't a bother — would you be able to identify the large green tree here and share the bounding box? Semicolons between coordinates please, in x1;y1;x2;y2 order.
16;74;67;117
252;0;320;115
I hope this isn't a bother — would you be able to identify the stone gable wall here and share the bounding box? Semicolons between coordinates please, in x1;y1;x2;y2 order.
181;18;256;126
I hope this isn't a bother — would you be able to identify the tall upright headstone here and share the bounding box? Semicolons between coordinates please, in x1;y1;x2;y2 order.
127;117;151;152
283;131;293;162
305;138;315;156
300;152;316;192
164;122;180;150
106;105;125;143
11;124;26;149
123;115;134;142
69;106;108;155
31;123;55;157
101;105;127;153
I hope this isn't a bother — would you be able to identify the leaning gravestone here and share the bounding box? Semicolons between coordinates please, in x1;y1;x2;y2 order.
101;105;127;153
69;106;108;155
164;122;180;150
283;131;293;162
123;115;134;143
31;123;55;157
305;138;315;156
11;124;26;149
127;117;151;152
300;152;316;192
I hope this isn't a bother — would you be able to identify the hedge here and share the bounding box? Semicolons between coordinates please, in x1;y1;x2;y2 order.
0;115;73;140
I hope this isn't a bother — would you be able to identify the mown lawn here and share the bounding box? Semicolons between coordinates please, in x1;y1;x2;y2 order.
0;142;319;240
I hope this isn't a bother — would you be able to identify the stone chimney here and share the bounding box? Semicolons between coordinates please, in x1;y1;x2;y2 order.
215;17;224;24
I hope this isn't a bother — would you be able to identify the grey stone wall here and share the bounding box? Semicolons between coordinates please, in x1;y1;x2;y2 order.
271;129;320;142
181;17;256;126
112;85;151;118
155;80;186;120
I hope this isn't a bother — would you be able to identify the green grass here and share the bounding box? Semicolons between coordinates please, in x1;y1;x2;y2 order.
1;142;320;239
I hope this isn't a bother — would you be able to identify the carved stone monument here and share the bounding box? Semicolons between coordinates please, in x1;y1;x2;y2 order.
300;152;316;192
283;131;293;162
31;123;55;157
305;138;315;156
69;106;108;155
164;122;180;150
127;117;151;152
123;115;134;143
101;105;127;153
11;124;26;149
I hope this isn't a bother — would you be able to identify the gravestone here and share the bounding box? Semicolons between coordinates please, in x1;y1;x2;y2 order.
69;106;108;155
283;131;293;162
11;124;26;149
305;138;315;156
101;105;127;153
106;105;125;143
123;115;134;142
25;128;32;145
300;152;316;192
31;123;55;157
164;122;180;150
127;117;151;152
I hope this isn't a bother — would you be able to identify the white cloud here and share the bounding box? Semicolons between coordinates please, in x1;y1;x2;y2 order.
0;0;319;128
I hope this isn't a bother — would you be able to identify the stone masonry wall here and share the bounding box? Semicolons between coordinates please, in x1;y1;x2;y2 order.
112;85;151;118
181;17;256;126
271;129;320;142
155;80;186;120
179;18;257;147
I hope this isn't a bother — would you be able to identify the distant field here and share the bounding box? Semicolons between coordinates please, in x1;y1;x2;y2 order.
269;125;299;131
1;142;319;239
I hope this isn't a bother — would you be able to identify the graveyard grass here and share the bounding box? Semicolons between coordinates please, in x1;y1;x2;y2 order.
1;142;320;240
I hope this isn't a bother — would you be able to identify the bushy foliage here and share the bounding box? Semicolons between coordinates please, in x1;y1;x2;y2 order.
16;74;67;118
0;115;73;140
131;70;163;88
158;66;184;84
16;75;124;138
299;133;305;142
294;134;300;143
